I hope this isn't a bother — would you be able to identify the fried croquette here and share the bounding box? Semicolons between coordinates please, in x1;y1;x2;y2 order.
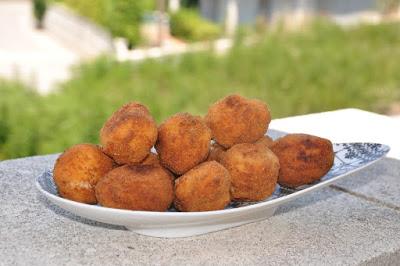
254;135;274;150
140;152;160;167
139;152;176;179
53;144;114;204
156;113;211;175
100;102;158;165
206;142;226;162
95;165;174;211
270;134;334;188
221;143;279;201
174;161;231;212
205;94;271;148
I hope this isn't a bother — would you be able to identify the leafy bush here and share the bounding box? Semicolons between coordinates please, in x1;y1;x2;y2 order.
63;0;153;46
170;8;220;41
0;81;41;159
1;22;400;160
108;0;154;47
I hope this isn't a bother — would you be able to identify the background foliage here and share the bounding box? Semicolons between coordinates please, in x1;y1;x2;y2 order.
63;0;154;46
63;1;220;44
1;22;400;159
170;8;221;41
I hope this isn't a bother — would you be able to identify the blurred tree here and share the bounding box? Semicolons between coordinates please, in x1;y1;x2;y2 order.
33;0;47;29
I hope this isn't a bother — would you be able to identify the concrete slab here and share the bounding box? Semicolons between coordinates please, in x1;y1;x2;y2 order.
333;157;400;209
1;154;399;265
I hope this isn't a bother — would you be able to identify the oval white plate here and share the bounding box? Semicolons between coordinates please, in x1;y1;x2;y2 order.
36;142;389;238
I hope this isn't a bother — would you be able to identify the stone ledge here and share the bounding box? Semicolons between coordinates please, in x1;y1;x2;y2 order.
333;158;400;210
0;155;399;265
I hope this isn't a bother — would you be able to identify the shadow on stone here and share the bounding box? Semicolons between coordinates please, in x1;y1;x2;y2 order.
274;162;382;216
274;187;339;215
37;193;126;231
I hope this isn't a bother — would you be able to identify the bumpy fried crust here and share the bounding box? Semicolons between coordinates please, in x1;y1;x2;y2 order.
254;135;274;150
95;165;174;211
205;94;271;148
174;161;231;212
206;142;226;163
155;113;211;175
221;143;279;201
140;152;161;167
270;134;334;188
138;152;176;179
100;102;158;165
53;144;114;204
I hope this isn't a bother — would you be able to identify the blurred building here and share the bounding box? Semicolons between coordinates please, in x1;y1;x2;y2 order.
200;0;384;31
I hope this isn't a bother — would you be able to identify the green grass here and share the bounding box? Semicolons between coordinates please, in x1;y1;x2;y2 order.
1;21;400;159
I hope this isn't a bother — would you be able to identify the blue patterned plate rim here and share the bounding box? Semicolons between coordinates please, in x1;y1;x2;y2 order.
36;142;390;216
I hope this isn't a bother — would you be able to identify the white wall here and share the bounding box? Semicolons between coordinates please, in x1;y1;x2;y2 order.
318;0;377;15
237;0;259;24
201;0;380;25
200;0;259;24
200;0;225;22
